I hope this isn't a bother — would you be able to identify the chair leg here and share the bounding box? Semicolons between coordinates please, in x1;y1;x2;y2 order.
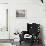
30;39;34;46
20;41;21;45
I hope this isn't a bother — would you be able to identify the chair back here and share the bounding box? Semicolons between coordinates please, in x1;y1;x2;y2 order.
27;23;40;36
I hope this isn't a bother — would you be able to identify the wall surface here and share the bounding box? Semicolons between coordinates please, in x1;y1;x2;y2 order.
0;0;46;46
0;0;8;3
0;0;13;46
8;0;46;46
0;4;9;39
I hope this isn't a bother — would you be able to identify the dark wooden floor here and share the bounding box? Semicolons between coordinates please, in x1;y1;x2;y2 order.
19;41;43;46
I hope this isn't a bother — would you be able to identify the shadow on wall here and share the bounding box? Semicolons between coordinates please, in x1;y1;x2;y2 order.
40;25;45;46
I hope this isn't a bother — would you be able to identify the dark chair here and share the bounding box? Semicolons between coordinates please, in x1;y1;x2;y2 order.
19;23;40;45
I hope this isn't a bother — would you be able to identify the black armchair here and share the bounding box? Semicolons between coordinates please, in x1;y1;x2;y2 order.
19;23;40;45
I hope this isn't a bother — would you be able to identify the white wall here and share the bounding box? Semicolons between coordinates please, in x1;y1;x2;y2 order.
0;0;13;46
0;4;9;39
9;0;46;45
0;0;8;3
9;0;43;34
0;0;46;46
0;0;45;46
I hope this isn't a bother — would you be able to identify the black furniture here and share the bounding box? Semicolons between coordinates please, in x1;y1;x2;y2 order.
41;0;43;3
19;23;41;46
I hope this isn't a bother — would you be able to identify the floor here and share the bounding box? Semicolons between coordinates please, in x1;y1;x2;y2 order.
19;41;43;46
0;43;13;46
0;39;43;46
0;41;43;46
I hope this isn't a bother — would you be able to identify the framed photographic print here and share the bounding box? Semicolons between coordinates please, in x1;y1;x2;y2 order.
16;10;26;18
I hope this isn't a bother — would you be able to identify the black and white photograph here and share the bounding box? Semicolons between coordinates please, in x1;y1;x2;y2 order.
0;0;46;46
16;10;25;17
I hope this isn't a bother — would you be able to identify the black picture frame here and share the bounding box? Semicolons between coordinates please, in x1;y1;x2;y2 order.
16;10;26;18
